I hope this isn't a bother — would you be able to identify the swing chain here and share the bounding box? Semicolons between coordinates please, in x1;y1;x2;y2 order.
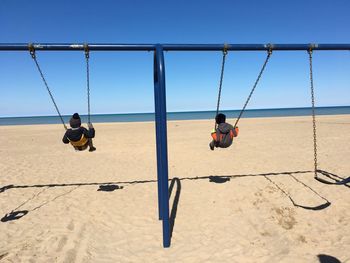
233;47;272;128
308;47;318;178
28;43;68;130
215;45;228;129
84;44;91;124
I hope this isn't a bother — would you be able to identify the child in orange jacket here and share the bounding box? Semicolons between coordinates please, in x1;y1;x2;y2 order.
210;113;239;150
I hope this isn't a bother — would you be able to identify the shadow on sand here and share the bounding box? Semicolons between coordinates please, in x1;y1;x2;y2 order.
317;254;341;263
168;177;181;239
209;176;230;183
1;186;79;223
1;169;342;223
316;170;350;188
1;210;28;222
200;171;331;211
97;184;123;192
0;170;339;194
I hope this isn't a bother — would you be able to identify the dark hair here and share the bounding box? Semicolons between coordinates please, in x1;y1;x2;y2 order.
215;113;226;124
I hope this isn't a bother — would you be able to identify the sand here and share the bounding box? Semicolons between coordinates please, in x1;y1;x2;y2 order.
0;115;349;263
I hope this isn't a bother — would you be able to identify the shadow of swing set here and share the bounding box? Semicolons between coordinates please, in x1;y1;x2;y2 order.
0;43;349;248
1;171;349;241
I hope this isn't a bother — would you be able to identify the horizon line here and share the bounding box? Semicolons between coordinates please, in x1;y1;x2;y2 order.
1;105;349;119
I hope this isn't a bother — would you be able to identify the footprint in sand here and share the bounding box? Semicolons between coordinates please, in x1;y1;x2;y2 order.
63;223;87;263
272;207;297;230
57;236;68;252
253;190;268;208
266;185;278;194
56;221;75;252
67;220;75;231
63;249;77;263
0;252;9;260
297;235;307;243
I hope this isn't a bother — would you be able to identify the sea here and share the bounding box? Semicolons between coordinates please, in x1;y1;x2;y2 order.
0;106;349;126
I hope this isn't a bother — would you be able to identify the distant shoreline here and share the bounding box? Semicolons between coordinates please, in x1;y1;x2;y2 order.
1;106;349;126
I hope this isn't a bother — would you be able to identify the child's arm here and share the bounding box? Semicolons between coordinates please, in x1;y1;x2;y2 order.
82;126;95;138
211;128;218;141
228;126;239;140
62;132;70;144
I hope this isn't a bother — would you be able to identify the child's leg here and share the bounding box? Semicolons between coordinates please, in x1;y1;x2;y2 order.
209;140;215;150
88;138;96;152
210;129;218;150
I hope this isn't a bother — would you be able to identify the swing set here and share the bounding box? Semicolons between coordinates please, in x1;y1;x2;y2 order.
0;43;349;248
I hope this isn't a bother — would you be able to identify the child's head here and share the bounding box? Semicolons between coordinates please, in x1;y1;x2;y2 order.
215;113;226;124
69;113;81;128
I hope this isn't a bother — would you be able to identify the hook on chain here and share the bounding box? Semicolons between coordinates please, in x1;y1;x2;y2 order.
308;44;315;55
84;43;89;59
223;43;228;55
28;43;36;59
267;43;273;55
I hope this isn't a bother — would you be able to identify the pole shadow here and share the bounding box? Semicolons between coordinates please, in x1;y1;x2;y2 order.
168;177;181;239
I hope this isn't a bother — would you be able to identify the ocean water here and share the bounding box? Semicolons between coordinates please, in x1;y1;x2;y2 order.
0;106;349;126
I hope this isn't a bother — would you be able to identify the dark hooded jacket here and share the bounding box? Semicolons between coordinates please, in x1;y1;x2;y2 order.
213;123;237;148
62;113;95;144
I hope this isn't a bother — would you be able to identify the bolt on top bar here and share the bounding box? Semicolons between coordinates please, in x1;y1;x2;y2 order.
0;43;350;51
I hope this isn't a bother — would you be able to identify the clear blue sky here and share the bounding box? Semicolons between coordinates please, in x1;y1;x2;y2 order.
0;0;349;117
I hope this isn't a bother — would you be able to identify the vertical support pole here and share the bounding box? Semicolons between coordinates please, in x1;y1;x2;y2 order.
153;51;163;220
154;44;170;248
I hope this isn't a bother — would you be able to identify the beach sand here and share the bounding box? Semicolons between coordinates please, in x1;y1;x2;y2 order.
0;115;349;263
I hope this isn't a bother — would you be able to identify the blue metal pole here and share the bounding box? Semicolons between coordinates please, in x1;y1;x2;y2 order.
0;43;156;51
162;43;350;51
1;43;350;51
155;44;171;248
153;52;163;221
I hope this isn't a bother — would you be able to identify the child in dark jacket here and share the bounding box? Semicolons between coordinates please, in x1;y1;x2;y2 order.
62;113;96;152
209;113;239;150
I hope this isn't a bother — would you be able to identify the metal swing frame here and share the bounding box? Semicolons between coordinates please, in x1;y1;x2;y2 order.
1;43;350;248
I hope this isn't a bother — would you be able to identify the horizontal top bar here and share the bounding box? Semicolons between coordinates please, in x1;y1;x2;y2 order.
0;43;350;51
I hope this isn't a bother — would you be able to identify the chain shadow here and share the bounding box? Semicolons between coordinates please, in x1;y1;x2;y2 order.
316;170;350;188
182;170;313;182
168;177;181;241
0;179;156;194
263;174;331;211
1;186;79;223
198;171;331;211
